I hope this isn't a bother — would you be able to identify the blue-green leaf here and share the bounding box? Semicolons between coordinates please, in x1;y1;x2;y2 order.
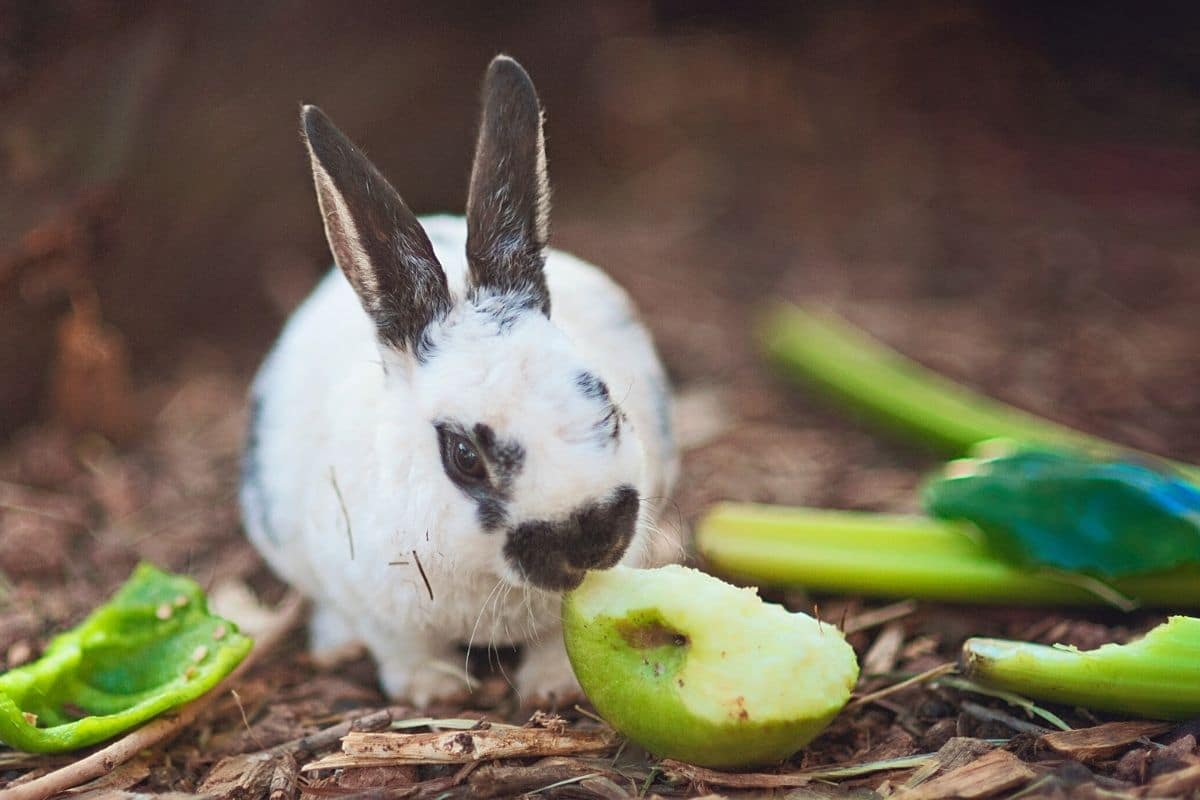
923;442;1200;578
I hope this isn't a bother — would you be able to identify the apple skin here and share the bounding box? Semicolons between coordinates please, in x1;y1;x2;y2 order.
562;600;852;769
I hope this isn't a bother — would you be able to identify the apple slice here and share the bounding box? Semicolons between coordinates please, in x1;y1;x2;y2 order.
562;564;859;768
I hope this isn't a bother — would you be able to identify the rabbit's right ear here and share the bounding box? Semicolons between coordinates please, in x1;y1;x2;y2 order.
301;105;451;354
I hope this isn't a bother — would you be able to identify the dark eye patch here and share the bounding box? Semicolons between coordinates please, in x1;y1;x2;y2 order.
434;420;525;531
474;423;525;476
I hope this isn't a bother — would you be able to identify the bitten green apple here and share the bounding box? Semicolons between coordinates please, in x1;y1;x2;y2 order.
562;564;859;768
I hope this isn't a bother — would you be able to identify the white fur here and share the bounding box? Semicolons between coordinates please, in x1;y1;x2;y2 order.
242;215;678;703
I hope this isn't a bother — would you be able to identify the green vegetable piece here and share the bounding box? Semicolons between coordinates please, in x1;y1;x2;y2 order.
759;303;1200;485
0;563;253;752
695;502;1200;607
924;444;1200;578
962;616;1200;720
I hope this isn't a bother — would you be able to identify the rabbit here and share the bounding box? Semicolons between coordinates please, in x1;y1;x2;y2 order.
240;55;679;705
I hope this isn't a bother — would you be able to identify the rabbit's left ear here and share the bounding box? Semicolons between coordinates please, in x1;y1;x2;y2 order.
465;55;551;316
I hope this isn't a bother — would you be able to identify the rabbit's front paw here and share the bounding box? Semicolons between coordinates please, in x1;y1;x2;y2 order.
379;657;471;707
515;637;583;707
308;603;364;667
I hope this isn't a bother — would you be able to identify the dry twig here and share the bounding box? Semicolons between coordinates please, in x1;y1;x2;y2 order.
960;701;1050;737
660;752;937;790
303;725;619;770
848;662;957;710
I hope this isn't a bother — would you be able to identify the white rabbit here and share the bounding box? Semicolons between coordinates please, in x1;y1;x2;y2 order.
240;55;679;705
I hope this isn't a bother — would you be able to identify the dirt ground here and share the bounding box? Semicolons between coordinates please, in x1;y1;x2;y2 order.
3;3;1200;798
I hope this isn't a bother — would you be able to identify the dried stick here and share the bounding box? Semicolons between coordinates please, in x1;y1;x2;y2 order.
303;726;618;770
0;592;305;800
846;662;956;710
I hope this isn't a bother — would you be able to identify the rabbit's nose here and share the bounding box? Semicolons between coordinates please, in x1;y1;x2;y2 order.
563;484;639;571
504;484;640;591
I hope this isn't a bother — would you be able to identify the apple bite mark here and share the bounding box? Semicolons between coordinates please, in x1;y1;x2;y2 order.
562;565;860;769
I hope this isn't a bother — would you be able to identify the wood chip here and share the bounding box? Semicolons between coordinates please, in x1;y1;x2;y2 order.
893;750;1035;800
1142;761;1200;797
931;738;997;775
863;621;907;675
903;738;996;790
843;599;919;635
303;726;618;770
577;776;632;799
268;752;298;800
1041;720;1172;761
197;751;276;797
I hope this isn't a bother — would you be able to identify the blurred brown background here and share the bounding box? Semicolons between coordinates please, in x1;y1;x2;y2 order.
3;0;1199;456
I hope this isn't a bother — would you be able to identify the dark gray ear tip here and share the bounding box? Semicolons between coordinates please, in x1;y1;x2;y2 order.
484;54;538;101
487;53;525;75
300;104;340;150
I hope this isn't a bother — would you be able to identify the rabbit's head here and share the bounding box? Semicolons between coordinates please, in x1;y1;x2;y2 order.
300;56;647;592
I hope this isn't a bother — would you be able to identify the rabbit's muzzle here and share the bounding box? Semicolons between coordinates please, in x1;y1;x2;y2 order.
503;484;640;591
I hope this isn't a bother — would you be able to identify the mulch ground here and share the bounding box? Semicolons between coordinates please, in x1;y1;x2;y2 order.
1;261;1198;798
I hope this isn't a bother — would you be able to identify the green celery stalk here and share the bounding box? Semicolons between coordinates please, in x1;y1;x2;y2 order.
695;503;1200;607
759;304;1200;485
962;616;1200;719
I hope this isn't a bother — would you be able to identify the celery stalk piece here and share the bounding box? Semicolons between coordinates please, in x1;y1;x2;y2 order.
759;304;1200;484
695;503;1200;607
962;616;1200;720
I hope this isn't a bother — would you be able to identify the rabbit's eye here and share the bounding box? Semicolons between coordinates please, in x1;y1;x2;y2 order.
451;437;487;482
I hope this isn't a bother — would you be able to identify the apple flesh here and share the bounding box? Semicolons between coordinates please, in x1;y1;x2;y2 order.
562;564;859;768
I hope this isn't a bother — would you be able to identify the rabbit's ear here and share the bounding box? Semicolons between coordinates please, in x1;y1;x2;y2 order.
302;105;451;353
465;55;551;316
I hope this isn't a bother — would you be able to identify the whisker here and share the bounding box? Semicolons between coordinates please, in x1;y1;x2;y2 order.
495;583;518;701
486;581;500;674
523;585;538;643
465;578;503;689
634;498;689;563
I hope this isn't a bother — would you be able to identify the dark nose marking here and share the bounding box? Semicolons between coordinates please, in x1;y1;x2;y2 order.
504;485;640;591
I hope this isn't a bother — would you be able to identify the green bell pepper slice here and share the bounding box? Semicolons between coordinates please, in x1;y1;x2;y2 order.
0;563;253;752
